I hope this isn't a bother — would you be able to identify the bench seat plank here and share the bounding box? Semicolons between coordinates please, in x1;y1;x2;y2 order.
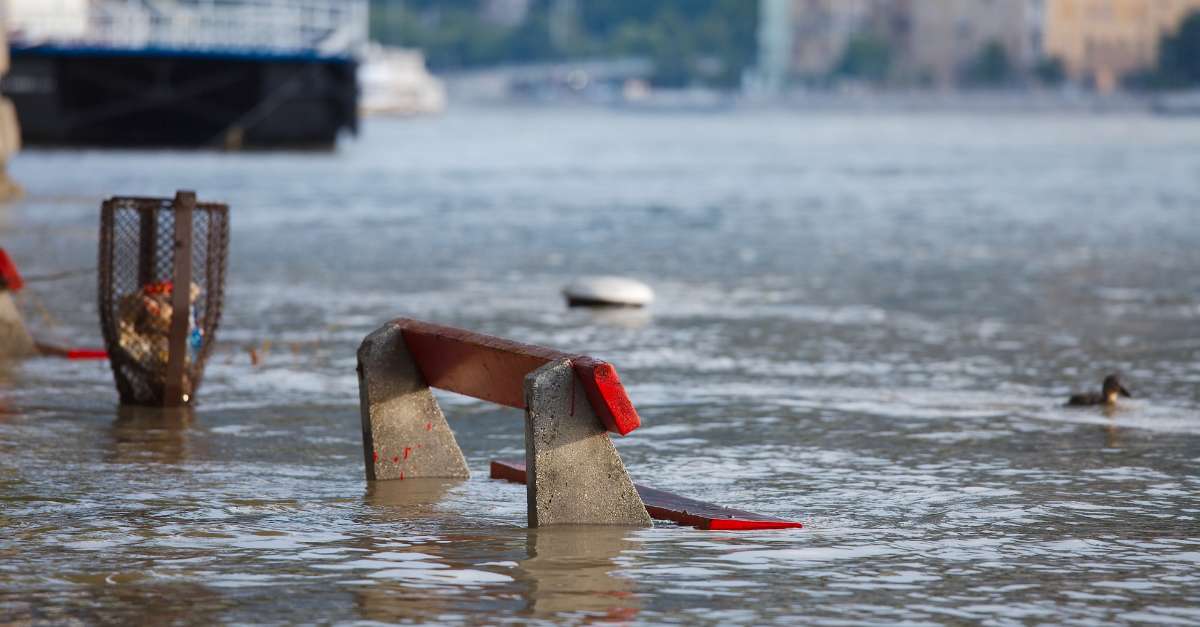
490;460;802;531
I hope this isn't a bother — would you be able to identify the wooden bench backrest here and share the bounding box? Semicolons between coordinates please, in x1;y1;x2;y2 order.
394;319;641;436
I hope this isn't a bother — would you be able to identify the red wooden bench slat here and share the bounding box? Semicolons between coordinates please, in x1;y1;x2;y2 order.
400;321;563;410
490;460;802;531
393;319;641;435
571;357;641;437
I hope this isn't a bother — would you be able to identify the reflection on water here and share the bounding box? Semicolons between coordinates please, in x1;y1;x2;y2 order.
109;406;197;464
569;306;653;330
1;109;1199;623
517;527;640;620
351;525;640;624
363;478;460;518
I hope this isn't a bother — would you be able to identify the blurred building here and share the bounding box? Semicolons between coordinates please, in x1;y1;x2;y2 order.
1043;0;1200;91
787;0;880;79
763;0;1044;87
760;0;1200;90
896;0;1037;87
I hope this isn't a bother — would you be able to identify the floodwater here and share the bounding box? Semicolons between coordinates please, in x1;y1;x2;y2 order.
2;108;1199;625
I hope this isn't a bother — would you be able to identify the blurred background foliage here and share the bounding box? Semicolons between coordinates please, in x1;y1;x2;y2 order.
370;0;1200;91
369;0;758;87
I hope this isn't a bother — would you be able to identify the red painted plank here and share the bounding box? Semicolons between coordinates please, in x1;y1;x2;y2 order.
391;319;641;435
572;357;640;436
489;460;802;531
400;320;566;410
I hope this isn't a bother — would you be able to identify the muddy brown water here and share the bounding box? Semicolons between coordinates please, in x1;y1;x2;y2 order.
1;108;1198;624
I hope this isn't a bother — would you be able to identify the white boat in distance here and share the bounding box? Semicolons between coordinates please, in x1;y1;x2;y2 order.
359;45;446;116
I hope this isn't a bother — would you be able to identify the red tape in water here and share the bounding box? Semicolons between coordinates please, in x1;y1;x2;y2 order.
66;349;108;360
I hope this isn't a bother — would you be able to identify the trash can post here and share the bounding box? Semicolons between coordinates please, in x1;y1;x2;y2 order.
137;207;156;287
163;190;195;407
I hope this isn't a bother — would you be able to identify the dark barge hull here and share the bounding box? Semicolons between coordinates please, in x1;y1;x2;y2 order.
1;48;358;148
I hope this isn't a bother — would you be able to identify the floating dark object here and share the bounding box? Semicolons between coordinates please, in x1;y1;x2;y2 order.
563;276;654;308
98;191;229;407
1066;373;1132;407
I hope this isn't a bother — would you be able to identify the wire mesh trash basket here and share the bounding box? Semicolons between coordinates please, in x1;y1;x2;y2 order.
99;191;229;407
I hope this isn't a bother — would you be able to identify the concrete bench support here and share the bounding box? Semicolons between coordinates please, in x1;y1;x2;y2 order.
356;318;650;527
525;359;650;527
357;323;470;480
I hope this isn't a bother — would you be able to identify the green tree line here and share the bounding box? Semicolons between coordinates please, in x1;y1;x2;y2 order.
1153;11;1200;87
369;0;757;87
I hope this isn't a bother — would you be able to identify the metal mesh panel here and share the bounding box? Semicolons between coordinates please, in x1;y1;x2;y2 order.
99;194;229;406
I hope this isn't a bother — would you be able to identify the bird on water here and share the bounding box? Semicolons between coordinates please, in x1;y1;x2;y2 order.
1066;374;1132;407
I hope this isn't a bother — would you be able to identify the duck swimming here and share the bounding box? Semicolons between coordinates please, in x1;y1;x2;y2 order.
1066;374;1132;407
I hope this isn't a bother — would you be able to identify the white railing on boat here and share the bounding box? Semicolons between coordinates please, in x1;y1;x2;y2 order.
1;0;368;59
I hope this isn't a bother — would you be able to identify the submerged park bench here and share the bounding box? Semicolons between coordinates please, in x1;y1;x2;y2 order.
357;318;802;530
